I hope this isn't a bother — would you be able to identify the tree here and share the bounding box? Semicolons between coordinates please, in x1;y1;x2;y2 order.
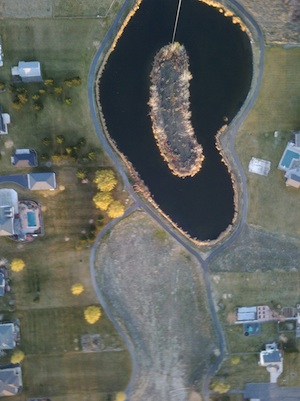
76;169;87;180
230;356;240;365
77;137;86;148
12;99;22;110
0;82;5;91
94;169;117;192
93;191;113;211
42;137;51;146
17;93;29;104
115;392;126;401
107;200;125;219
71;283;84;295
32;93;40;101
44;79;54;86
11;350;25;364
33;101;44;112
211;382;231;394
88;151;96;160
54;86;63;94
39;88;47;94
11;258;25;272
84;305;101;324
56;134;65;144
65;97;72;105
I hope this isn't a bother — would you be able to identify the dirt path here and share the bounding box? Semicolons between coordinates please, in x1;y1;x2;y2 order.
94;212;215;401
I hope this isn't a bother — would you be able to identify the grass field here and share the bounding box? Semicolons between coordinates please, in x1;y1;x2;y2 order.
0;9;132;401
235;47;300;237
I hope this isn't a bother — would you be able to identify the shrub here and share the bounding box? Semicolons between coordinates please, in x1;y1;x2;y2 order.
11;350;25;364
44;79;54;86
71;283;84;295
84;305;101;324
115;392;126;401
42;137;51;146
65;97;72;105
11;258;25;272
33;101;44;112
56;135;65;144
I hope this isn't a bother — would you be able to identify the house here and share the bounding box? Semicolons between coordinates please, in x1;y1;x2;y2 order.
278;132;300;188
0;366;22;396
11;61;42;83
237;307;257;322
259;342;283;383
11;149;38;167
0;189;19;237
0;105;11;135
28;172;56;190
0;323;18;350
0;273;5;297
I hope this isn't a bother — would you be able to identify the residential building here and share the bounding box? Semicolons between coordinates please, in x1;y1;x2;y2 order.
237;307;257;322
259;342;283;383
0;105;11;135
0;189;18;237
0;366;22;396
11;61;42;83
28;172;56;190
11;149;38;167
0;323;18;350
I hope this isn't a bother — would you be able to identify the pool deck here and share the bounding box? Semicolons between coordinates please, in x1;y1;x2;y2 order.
278;141;300;171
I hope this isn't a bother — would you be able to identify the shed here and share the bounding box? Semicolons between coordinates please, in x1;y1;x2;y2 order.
0;323;15;350
237;306;257;321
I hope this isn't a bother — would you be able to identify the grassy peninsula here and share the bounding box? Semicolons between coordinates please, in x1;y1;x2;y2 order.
149;42;204;178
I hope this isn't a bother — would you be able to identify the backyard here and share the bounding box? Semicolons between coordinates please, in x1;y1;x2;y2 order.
0;3;133;400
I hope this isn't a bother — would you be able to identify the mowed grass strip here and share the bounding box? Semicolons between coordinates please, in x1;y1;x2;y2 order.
18;306;125;354
53;0;117;17
235;47;300;236
21;352;131;397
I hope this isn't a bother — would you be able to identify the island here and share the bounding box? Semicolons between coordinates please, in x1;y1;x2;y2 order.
148;42;204;178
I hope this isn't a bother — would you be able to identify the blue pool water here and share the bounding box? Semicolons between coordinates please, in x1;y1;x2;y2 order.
27;211;36;227
281;150;300;168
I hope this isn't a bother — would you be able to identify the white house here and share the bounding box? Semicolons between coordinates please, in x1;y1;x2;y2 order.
0;105;11;135
11;61;42;83
278;132;300;188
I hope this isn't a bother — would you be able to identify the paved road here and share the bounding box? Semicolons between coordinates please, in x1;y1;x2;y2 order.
88;1;265;400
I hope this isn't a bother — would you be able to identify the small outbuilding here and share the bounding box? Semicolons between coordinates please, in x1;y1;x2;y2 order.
11;61;42;83
248;157;271;176
237;306;257;322
0;105;11;135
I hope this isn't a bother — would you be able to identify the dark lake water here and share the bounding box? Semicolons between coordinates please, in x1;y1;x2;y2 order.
99;0;253;240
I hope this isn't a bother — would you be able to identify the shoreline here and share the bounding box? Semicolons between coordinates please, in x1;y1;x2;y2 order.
149;42;204;178
95;0;260;248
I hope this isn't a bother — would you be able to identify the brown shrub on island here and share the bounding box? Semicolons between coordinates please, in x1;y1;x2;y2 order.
149;42;204;178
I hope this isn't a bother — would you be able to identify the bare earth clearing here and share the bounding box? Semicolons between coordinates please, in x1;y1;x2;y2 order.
95;212;215;401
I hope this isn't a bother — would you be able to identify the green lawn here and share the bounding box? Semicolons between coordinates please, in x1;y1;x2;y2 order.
0;10;132;401
235;47;300;237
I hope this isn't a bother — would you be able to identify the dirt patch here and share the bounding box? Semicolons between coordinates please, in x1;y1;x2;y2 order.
94;211;215;401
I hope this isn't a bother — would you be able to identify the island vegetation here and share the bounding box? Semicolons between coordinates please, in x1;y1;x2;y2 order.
149;42;204;178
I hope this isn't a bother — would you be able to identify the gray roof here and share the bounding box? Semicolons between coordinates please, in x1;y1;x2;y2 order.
0;366;22;396
0;207;14;236
0;273;5;297
262;350;281;364
295;133;300;148
28;172;56;190
0;323;15;350
290;173;300;182
0;106;4;133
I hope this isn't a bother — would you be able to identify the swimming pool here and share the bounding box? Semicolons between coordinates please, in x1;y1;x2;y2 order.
281;149;300;169
27;211;36;227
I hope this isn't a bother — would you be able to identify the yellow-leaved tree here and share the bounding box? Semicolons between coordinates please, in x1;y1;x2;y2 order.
84;305;102;324
115;392;126;401
107;200;125;219
93;191;113;211
211;382;231;394
94;169;117;192
71;283;84;295
11;350;25;364
11;258;25;272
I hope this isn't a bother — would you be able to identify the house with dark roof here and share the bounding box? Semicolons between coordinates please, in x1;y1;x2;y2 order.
278;131;300;188
0;105;11;135
0;323;17;350
259;342;283;383
0;366;22;396
11;61;42;83
11;149;37;168
28;172;56;190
